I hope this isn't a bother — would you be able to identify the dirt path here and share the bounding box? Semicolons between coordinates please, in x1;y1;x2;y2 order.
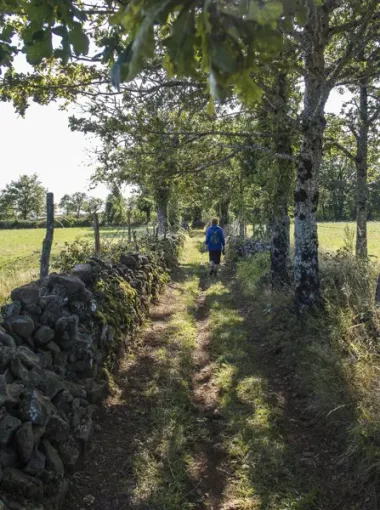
68;281;186;510
68;235;356;510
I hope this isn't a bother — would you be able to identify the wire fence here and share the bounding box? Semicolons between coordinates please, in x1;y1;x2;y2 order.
0;224;160;304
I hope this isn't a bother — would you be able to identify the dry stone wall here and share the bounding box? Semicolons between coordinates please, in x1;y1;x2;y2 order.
0;242;178;510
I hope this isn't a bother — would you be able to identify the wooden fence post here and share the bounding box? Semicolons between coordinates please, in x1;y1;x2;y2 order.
375;274;380;305
132;230;139;251
127;207;132;242
40;192;54;280
93;213;100;255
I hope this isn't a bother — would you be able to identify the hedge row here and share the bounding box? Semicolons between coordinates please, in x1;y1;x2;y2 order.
0;219;143;230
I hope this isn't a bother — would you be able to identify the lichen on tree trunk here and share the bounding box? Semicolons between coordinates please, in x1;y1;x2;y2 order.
294;3;330;308
270;72;293;288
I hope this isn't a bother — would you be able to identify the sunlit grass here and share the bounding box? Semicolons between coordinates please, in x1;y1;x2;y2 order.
130;237;202;509
203;274;327;509
0;226;146;303
297;221;380;258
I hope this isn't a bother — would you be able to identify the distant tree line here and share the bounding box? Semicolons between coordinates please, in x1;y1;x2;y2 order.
317;155;380;222
0;174;155;228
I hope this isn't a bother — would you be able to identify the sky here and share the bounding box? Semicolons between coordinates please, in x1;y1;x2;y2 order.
0;101;108;202
0;50;109;204
0;79;346;204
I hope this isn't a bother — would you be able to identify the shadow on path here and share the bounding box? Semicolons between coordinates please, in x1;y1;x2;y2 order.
68;235;354;510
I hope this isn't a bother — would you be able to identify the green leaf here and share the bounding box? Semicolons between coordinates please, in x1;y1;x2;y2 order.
24;30;53;65
69;23;89;56
163;9;196;75
24;2;54;23
295;4;307;26
233;71;263;105
0;25;15;43
208;70;230;103
248;1;283;24
120;1;172;82
162;53;175;78
52;25;68;38
0;43;13;67
206;97;215;116
211;43;239;74
23;22;42;44
127;23;154;80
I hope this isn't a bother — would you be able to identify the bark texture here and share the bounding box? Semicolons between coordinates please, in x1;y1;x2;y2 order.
155;186;170;238
270;72;293;288
355;80;369;258
294;4;330;307
219;201;230;228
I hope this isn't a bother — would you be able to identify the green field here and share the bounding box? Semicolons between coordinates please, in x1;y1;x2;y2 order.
1;222;379;304
0;226;146;303
317;222;380;258
290;222;380;259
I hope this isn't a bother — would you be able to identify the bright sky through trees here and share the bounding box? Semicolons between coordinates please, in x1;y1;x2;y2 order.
0;87;346;202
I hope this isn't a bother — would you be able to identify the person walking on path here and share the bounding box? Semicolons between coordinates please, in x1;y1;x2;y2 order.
205;218;225;276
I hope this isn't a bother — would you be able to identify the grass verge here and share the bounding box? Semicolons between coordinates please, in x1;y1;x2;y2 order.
235;244;380;508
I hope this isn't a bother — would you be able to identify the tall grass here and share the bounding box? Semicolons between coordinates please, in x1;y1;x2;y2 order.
235;239;380;504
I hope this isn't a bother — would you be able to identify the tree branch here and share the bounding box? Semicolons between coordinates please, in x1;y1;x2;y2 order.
327;0;379;86
369;105;380;124
348;123;359;140
325;138;355;161
225;143;296;162
178;149;241;176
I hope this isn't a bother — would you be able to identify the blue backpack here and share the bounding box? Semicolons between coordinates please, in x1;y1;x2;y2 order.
210;227;220;246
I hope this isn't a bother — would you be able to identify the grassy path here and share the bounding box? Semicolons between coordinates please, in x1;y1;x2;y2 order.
69;234;351;510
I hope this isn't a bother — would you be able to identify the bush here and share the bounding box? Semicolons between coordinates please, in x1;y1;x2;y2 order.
55;217;93;228
236;252;270;297
54;238;95;272
0;219;45;229
55;230;187;274
0;217;93;229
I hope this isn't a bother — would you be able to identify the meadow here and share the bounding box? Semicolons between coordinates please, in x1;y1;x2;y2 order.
1;222;379;304
0;226;147;303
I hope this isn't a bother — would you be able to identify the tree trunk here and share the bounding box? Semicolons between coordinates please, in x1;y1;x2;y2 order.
270;72;293;288
239;214;245;238
294;4;330;308
219;200;230;228
271;208;290;287
192;207;202;227
155;186;170;237
356;80;369;258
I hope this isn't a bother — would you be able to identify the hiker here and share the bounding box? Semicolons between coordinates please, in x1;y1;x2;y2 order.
205;218;225;276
